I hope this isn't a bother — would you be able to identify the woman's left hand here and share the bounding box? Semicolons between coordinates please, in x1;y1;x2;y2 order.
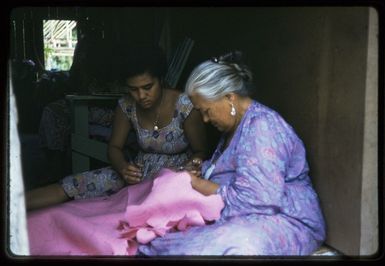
187;169;202;179
187;170;219;196
187;170;201;185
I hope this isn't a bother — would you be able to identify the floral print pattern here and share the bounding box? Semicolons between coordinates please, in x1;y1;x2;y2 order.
61;93;194;199
138;101;326;255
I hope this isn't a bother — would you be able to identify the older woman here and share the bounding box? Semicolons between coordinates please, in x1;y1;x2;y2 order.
137;51;326;256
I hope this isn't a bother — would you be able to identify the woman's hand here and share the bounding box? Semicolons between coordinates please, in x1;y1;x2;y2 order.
187;170;219;196
181;158;202;174
119;162;143;184
188;170;201;185
173;158;202;177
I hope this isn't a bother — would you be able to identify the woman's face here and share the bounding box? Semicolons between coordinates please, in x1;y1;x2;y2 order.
125;72;161;109
190;92;234;133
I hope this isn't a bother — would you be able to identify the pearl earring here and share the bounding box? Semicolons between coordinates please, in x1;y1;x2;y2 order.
230;103;236;116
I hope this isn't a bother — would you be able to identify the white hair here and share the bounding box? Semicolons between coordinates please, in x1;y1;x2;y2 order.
185;60;253;101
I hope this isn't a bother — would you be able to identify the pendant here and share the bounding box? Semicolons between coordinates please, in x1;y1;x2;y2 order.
154;125;159;131
152;130;160;138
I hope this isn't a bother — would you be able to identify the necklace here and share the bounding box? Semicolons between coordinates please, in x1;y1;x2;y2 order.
153;89;164;132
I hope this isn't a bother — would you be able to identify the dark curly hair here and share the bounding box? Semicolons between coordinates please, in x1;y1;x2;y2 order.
115;43;167;85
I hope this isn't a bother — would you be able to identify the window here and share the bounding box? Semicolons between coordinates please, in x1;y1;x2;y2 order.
43;20;78;71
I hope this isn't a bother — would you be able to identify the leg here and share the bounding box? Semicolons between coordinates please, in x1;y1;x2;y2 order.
26;183;70;211
26;167;125;211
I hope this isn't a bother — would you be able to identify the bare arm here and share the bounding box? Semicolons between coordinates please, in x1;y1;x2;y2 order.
189;172;219;196
183;108;209;167
108;105;142;184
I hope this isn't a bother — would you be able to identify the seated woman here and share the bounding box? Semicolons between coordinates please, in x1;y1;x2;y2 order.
27;50;325;256
137;51;326;255
25;45;208;210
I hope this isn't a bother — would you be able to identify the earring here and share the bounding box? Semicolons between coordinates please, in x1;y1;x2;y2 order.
230;103;236;116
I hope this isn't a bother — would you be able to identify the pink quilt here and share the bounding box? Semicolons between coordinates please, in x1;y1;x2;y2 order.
28;169;224;255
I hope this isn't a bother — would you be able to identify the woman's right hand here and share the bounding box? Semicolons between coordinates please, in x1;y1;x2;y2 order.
177;158;202;173
119;162;143;184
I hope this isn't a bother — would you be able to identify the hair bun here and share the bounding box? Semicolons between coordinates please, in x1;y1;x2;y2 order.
219;50;243;63
238;68;252;82
211;50;243;64
211;50;252;82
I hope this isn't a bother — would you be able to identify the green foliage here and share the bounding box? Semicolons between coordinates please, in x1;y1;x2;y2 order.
49;55;73;71
44;45;54;61
43;20;77;71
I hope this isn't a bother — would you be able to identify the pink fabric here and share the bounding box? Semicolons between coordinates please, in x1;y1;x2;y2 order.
28;169;224;255
117;169;224;254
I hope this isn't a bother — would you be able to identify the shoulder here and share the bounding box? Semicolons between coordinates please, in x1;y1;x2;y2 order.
246;101;284;126
166;89;191;107
164;88;190;103
238;102;282;138
118;95;135;116
164;88;180;99
178;92;192;106
174;91;193;118
164;88;193;112
241;101;299;147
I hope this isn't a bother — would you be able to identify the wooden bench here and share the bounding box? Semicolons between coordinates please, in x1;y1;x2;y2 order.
312;245;342;256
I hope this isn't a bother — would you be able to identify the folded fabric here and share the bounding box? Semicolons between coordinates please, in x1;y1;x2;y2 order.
28;168;224;256
117;169;224;255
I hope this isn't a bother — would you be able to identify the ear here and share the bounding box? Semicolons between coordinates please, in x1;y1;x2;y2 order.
225;93;236;102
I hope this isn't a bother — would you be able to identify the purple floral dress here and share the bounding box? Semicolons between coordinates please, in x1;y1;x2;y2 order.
120;93;193;180
138;101;326;256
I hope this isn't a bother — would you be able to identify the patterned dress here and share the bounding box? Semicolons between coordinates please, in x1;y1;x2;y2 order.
137;100;326;255
61;93;193;199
